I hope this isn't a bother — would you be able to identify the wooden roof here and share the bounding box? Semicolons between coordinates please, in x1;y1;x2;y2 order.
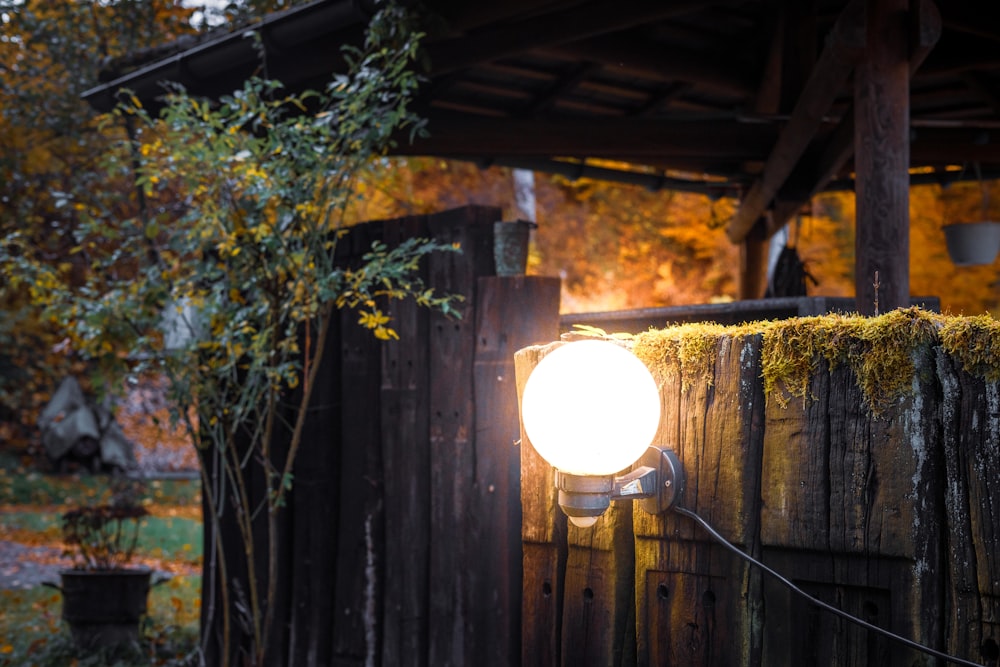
83;0;1000;241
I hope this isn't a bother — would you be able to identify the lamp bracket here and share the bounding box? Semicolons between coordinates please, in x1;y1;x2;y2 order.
637;446;686;515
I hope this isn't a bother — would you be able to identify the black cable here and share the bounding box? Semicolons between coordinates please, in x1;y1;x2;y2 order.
673;505;984;667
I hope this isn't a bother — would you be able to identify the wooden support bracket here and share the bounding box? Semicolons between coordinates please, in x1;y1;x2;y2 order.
726;0;866;243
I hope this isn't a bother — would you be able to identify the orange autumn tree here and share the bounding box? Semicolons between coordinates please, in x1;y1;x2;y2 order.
348;159;999;316
0;0;198;449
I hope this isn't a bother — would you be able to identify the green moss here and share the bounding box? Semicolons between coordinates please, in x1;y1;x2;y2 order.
634;322;752;391
589;308;1000;414
940;314;1000;382
760;308;941;412
632;307;985;414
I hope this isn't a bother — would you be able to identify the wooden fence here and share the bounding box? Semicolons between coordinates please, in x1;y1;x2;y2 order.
200;205;562;666
515;326;1000;667
201;204;996;667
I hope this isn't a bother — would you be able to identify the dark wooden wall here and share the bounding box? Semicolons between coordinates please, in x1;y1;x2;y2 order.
201;206;562;667
516;332;1000;667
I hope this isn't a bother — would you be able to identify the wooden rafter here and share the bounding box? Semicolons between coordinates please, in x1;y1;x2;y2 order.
545;36;755;97
726;0;866;243
401;116;777;160
424;0;729;76
769;0;943;234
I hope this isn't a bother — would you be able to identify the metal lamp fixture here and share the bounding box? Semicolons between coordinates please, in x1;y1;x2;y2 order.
520;340;685;527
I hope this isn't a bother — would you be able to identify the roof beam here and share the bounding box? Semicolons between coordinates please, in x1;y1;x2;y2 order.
398;115;777;160
545;36;755;97
769;0;942;233
726;0;866;243
424;0;730;75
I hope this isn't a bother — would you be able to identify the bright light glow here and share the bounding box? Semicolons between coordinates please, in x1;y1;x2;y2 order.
521;340;661;476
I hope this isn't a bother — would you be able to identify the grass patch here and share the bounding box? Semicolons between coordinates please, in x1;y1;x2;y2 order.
0;511;202;563
0;465;201;508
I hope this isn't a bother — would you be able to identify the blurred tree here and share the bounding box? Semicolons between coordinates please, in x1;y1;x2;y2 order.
0;1;198;450
0;0;301;452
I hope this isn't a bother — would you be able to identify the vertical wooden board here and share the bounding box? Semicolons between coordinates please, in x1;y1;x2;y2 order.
636;539;742;667
634;333;766;667
522;542;563;667
426;206;499;666
516;342;568;667
380;215;431;667
561;502;636;667
962;380;1000;599
896;346;944;653
759;360;832;550
475;276;562;666
938;348;1000;661
761;345;943;664
288;317;343;667
332;221;386;665
825;361;924;559
516;342;566;546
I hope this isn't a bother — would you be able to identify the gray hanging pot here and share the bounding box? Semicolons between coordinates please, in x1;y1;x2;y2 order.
493;220;536;276
943;221;1000;266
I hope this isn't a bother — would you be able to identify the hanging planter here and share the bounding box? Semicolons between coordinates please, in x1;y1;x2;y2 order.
942;221;1000;266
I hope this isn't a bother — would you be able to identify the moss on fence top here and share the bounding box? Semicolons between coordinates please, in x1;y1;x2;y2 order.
621;307;1000;413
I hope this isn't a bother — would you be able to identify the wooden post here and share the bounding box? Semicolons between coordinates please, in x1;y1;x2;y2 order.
854;0;910;314
516;342;568;667
937;350;1000;662
632;334;767;667
738;219;770;300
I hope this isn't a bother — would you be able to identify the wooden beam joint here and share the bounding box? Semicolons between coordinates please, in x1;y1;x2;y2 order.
726;0;867;243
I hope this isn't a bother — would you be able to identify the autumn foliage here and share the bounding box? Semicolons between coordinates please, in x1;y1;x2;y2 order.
2;2;1000;459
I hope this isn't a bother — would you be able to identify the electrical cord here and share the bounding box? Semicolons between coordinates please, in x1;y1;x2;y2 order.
673;505;984;667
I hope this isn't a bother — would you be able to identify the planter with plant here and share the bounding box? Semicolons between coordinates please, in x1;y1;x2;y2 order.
53;484;152;650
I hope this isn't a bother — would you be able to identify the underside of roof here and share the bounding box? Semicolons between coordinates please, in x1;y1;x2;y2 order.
83;0;1000;235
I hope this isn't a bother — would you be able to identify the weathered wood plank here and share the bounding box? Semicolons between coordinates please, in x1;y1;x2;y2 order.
287;314;343;667
561;502;636;667
380;214;432;667
426;206;498;666
474;276;562;666
938;349;1000;663
515;342;568;667
331;221;386;665
760;343;942;665
632;333;767;666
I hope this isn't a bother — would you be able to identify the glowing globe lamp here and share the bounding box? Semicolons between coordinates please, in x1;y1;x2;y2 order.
521;340;662;476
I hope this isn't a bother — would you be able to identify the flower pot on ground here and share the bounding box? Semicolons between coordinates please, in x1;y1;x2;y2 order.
59;567;152;649
56;490;151;649
942;220;1000;266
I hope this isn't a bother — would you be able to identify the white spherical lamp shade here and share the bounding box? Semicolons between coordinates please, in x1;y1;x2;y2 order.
521;340;662;476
